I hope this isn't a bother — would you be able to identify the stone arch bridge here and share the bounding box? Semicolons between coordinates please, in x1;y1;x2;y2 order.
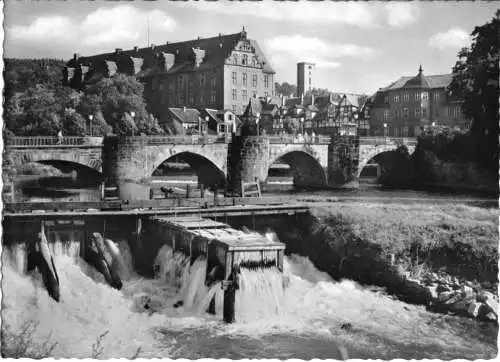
5;135;416;200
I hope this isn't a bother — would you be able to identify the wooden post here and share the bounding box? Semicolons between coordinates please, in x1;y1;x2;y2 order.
186;184;191;198
101;182;105;200
149;188;154;200
277;249;284;272
223;251;235;323
214;188;218;206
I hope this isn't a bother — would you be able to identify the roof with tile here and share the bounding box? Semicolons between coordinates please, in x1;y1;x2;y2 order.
67;30;275;79
168;107;201;124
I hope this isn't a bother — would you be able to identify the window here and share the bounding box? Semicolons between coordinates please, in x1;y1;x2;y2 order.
422;108;427;118
232;72;237;85
394;94;400;103
252;74;257;87
422;91;429;101
232;89;237;101
200;94;205;105
393;127;399;137
242;54;248;65
414;125;421;136
384;95;389;104
415;108;421;117
242;72;247;86
414;92;421;101
433;92;440;101
200;74;206;87
403;107;409;118
242;89;247;103
453;107;461;118
177;92;183;104
403;92;409;102
264;75;269;88
309;78;312;85
435;108;439;117
188;94;194;105
383;109;390;121
402;126;409;137
178;75;185;88
211;78;216;90
210;91;216;103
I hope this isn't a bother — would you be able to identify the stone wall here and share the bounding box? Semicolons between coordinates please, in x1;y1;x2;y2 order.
328;136;360;187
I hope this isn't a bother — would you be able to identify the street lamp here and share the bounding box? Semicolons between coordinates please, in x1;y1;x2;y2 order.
130;111;136;136
256;112;261;136
88;114;94;136
383;123;388;137
300;117;305;135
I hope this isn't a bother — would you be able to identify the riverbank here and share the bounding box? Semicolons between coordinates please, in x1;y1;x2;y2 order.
243;200;499;324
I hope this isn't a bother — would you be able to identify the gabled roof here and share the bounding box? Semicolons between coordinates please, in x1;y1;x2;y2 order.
67;30;275;79
168;107;200;124
380;69;453;92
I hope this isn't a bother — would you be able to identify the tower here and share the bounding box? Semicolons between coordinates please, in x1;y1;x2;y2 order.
297;62;315;97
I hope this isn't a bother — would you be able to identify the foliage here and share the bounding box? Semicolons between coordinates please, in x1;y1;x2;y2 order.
62;110;87;136
448;10;499;171
1;321;58;358
113;112;138;136
3;58;66;98
282;116;300;134
162;117;186;136
305;87;331;97
275;82;297;97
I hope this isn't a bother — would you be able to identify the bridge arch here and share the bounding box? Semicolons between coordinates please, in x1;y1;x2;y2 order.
267;148;327;189
152;151;226;189
7;149;103;173
357;144;416;178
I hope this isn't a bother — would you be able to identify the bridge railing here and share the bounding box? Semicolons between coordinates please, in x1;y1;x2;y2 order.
5;136;103;147
120;135;230;145
359;137;417;146
268;135;331;144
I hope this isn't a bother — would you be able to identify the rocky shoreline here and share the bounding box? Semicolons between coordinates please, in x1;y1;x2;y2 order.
403;270;498;323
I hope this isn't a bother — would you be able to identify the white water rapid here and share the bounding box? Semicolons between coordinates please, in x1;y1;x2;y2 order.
1;236;497;359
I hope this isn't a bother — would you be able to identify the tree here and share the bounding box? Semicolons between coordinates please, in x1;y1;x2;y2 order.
275;82;297;97
113;112;138;136
62;110;86;136
448;10;499;171
305;87;331;97
82;74;158;134
282;116;300;134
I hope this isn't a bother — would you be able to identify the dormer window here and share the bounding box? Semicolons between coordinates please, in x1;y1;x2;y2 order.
242;54;248;65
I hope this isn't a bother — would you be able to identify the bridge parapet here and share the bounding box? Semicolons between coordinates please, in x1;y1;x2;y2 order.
6;136;103;148
118;135;230;145
267;135;331;144
359;137;417;147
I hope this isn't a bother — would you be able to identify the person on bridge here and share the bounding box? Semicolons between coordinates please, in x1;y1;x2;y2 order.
57;130;63;144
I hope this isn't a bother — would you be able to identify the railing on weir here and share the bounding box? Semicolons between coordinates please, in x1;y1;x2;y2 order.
5;136;104;147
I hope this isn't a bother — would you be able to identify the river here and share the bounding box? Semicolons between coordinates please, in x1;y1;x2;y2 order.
1;237;497;359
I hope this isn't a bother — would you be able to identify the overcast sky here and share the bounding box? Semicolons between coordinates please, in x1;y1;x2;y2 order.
4;0;498;95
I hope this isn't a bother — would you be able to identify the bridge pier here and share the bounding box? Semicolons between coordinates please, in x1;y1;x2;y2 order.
327;135;361;188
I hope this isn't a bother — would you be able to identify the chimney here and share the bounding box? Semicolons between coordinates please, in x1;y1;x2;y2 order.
115;48;123;54
73;53;80;61
133;46;139;52
150;44;156;50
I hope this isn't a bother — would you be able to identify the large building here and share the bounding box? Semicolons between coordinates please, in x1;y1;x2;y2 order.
63;28;275;117
366;66;469;137
297;62;315;97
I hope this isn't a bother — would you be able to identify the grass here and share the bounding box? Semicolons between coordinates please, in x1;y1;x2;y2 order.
309;202;499;283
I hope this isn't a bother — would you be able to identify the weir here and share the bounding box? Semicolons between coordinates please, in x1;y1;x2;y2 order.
147;216;285;322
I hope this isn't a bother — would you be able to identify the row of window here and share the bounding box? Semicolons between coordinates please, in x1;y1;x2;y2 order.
232;72;270;88
177;91;217;105
384;91;441;104
382;106;462;120
177;74;216;90
231;89;269;101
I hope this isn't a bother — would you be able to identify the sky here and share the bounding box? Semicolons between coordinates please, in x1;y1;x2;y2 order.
3;0;498;95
